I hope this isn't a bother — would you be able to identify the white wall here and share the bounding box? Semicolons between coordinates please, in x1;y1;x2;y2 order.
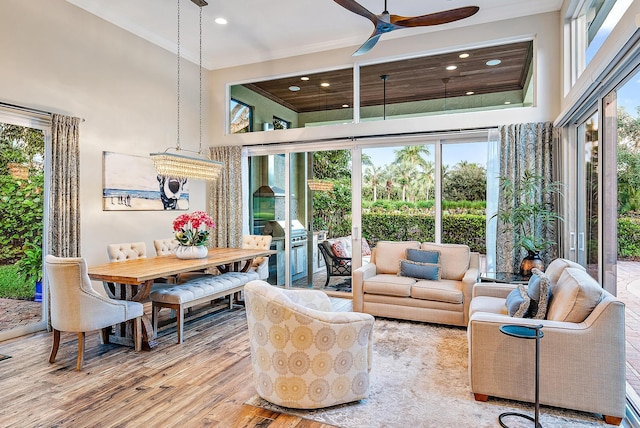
0;0;208;266
211;11;561;147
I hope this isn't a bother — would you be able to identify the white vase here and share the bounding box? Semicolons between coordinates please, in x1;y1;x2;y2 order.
175;245;208;259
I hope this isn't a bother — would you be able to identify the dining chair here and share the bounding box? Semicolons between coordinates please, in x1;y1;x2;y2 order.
107;242;147;262
45;255;144;370
241;235;273;280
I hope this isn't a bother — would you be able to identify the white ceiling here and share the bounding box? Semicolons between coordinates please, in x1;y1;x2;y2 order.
65;0;564;70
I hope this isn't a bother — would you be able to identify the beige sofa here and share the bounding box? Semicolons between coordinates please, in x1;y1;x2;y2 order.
468;258;626;425
353;241;479;326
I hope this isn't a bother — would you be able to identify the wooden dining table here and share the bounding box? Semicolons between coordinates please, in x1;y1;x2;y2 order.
87;247;275;350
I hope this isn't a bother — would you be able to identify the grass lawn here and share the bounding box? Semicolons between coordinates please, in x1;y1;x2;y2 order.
0;264;33;299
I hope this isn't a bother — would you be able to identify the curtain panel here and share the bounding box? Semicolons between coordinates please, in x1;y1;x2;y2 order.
496;122;558;273
48;114;81;257
209;146;243;248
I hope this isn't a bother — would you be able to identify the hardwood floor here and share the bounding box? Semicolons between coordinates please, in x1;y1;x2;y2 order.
0;297;351;427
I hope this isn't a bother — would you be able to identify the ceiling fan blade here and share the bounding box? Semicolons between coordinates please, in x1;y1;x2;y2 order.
353;32;382;56
391;6;479;27
333;0;378;25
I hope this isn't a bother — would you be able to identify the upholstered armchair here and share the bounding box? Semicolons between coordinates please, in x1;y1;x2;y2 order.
244;280;375;409
468;259;626;425
242;235;273;280
45;255;144;370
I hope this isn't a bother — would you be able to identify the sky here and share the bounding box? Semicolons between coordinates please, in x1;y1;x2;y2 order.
364;142;488;170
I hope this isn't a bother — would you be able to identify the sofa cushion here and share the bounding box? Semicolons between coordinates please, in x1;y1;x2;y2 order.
469;296;509;318
547;267;603;323
411;279;462;304
420;243;469;281
545;258;585;286
362;237;372;256
363;274;414;297
505;284;531;318
406;248;440;264
331;240;349;259
398;260;441;281
374;241;421;274
527;268;551;319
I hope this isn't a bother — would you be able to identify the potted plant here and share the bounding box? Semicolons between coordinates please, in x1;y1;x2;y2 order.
16;242;43;302
496;169;563;276
172;211;216;259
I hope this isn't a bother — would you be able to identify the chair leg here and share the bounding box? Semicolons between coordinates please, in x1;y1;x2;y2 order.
49;329;61;364
177;306;184;344
324;271;331;287
100;327;110;344
133;317;142;352
76;332;85;371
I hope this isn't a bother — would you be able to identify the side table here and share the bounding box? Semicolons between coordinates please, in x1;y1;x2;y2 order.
480;272;530;284
498;324;544;428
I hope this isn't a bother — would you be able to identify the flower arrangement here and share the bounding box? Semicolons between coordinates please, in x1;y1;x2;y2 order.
173;211;216;247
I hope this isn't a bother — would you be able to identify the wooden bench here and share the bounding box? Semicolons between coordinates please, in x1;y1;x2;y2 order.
150;271;259;343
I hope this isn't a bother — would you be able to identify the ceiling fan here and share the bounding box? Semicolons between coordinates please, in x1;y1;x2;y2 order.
334;0;479;56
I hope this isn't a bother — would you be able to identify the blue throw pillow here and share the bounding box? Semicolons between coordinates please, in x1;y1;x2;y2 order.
406;249;440;264
398;260;440;280
506;284;531;318
527;268;552;319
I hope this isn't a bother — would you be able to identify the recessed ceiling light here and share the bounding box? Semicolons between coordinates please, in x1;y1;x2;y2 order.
300;76;310;81
446;65;457;70
459;53;470;59
214;17;227;25
320;82;330;87
289;86;300;91
466;91;474;95
342;104;349;108
486;59;501;66
504;101;511;105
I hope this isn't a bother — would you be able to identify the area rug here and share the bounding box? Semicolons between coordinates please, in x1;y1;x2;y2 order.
246;318;610;428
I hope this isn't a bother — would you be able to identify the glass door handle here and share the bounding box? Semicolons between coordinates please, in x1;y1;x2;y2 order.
578;232;585;252
570;232;576;251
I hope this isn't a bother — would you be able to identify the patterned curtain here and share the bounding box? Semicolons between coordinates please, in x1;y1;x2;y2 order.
209;146;243;248
48;114;81;257
496;122;557;273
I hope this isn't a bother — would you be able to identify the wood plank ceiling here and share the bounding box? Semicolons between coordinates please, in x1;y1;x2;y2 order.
244;40;533;113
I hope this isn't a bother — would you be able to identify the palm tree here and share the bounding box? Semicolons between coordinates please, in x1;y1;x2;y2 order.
364;165;383;202
414;161;435;201
394;145;432;201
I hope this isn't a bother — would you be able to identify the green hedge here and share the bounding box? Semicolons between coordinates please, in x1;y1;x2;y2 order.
363;212;486;254
618;217;640;259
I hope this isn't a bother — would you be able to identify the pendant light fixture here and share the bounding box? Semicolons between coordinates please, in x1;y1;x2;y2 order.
150;0;223;181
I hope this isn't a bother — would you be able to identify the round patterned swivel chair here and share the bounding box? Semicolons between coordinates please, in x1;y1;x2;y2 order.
244;280;375;409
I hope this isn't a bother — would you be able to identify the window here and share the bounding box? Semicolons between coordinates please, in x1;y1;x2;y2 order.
273;116;291;130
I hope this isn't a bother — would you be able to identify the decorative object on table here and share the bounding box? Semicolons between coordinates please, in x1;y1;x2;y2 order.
103;151;189;211
495;169;563;276
149;0;224;181
173;211;215;259
16;242;43;302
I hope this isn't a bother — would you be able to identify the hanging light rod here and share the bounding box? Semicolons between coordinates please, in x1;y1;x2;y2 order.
151;0;223;181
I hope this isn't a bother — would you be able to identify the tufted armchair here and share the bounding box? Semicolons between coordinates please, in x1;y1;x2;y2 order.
242;235;273;280
107;242;147;261
45;255;144;370
244;280;375;409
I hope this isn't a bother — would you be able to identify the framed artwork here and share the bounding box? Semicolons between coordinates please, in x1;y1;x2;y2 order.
230;98;253;133
102;151;189;211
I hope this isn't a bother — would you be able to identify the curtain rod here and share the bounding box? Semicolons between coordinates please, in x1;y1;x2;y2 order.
0;101;85;122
